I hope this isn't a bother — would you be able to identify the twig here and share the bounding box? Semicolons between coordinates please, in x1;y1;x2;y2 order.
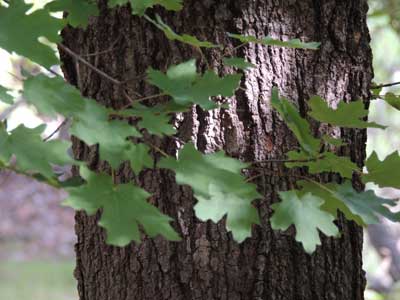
147;142;169;157
58;43;122;86
0;99;25;121
43;118;69;142
120;93;166;110
372;81;400;89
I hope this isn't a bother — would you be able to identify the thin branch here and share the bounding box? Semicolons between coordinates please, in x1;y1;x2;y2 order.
120;93;166;110
147;142;169;157
43;118;69;142
0;99;25;121
372;81;400;89
58;43;122;86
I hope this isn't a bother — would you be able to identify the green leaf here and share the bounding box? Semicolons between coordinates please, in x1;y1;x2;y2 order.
381;93;400;110
321;135;345;147
271;190;339;253
308;96;385;129
285;151;359;179
146;15;219;48
70;100;141;168
24;75;85;118
148;60;242;110
223;57;256;70
123;143;153;174
271;88;320;154
159;143;261;242
0;0;64;67
46;0;99;28
363;151;400;189
64;167;180;246
298;180;400;225
108;0;182;16
0;85;14;104
0;124;75;178
124;103;176;136
228;33;320;50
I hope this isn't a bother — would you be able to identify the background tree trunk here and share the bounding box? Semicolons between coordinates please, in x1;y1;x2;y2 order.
60;0;372;299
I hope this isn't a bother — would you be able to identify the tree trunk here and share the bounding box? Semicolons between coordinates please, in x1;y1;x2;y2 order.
60;1;372;299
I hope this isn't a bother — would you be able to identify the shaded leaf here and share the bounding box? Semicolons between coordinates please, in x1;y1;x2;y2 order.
147;15;219;48
228;33;320;50
0;85;14;104
271;87;320;154
285;151;359;179
223;57;256;70
363;151;400;189
108;0;182;16
64;167;180;246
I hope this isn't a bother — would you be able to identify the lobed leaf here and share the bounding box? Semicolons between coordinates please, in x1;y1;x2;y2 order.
0;124;75;178
223;57;256;70
159;143;261;242
363;151;400;189
64;167;180;246
308;96;385;129
271;190;339;253
285;150;359;179
0;0;64;67
148;60;242;110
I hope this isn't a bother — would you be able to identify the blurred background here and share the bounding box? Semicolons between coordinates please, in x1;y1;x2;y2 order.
1;1;400;299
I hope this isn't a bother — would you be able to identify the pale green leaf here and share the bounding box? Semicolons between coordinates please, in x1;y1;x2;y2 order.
123;143;153;174
159;143;261;242
381;93;400;110
228;33;320;50
64;167;180;246
70;100;141;168
148;60;242;110
271;190;339;253
308;96;385;129
0;0;64;67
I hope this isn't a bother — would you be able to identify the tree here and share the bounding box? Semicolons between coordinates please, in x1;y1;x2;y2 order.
59;1;370;299
3;0;400;299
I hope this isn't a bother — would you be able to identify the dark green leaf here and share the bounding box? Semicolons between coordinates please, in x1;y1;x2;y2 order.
108;0;182;16
363;151;400;189
271;88;320;154
285;151;359;179
0;85;14;104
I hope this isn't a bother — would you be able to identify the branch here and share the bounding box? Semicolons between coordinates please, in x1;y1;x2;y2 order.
372;81;400;89
58;43;122;86
43;118;69;142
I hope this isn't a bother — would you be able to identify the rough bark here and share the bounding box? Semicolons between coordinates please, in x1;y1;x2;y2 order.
60;1;372;299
